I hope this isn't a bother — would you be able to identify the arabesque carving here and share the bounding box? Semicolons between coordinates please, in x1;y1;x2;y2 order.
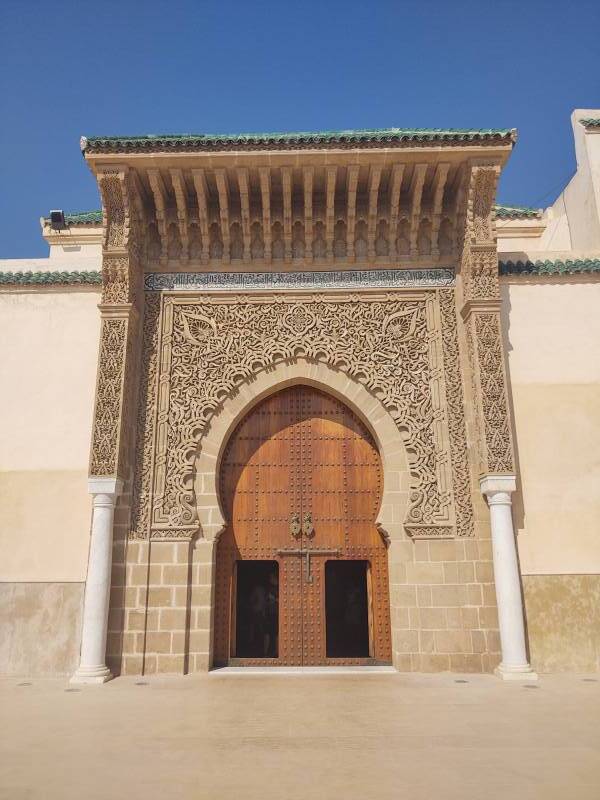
464;248;499;300
102;256;131;304
99;172;126;249
88;165;148;481
130;291;474;540
471;167;497;243
90;318;127;476
461;165;501;302
473;313;514;473
131;293;161;536
439;289;474;536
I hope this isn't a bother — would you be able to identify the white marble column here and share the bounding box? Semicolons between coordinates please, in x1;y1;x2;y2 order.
71;477;123;684
480;475;537;680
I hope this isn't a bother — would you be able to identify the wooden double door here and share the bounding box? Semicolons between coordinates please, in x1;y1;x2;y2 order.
214;385;392;666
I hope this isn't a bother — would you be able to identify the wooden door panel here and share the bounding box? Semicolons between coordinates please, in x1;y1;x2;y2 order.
301;554;326;666
215;385;392;667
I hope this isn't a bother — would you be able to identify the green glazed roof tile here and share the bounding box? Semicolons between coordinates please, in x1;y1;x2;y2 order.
580;118;600;129
2;261;598;288
81;127;516;153
495;204;542;219
64;210;103;224
43;210;103;225
499;259;600;276
0;270;102;285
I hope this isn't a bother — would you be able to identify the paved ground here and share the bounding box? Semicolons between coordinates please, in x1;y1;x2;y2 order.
1;672;599;800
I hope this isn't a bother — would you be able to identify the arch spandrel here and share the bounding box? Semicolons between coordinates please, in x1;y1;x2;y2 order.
131;291;474;543
193;360;410;544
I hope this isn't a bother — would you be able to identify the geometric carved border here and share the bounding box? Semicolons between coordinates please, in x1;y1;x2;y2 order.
90;317;127;476
131;289;474;539
472;311;514;474
439;289;474;536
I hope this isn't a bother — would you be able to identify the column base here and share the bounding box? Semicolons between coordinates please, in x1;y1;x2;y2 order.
70;665;114;685
494;664;538;681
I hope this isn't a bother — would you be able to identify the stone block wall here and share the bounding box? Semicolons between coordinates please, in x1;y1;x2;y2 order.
388;534;501;673
108;537;216;675
106;525;502;675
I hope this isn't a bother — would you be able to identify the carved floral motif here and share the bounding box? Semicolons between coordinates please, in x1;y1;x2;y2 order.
473;313;514;473
129;292;160;536
90;318;127;476
99;172;126;248
471;167;497;243
129;291;476;540
102;256;131;304
465;248;499;300
439;289;474;536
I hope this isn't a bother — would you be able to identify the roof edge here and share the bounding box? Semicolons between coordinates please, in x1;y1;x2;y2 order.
81;126;517;155
499;258;600;276
2;260;600;286
495;204;542;220
0;270;102;286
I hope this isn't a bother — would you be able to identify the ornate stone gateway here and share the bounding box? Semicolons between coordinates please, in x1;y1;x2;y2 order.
214;385;392;666
71;126;537;682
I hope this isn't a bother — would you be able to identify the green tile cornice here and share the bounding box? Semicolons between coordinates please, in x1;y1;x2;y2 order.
43;210;103;225
81;127;516;154
63;210;103;224
499;259;600;276
2;261;599;288
0;270;102;285
495;205;542;220
580;118;600;129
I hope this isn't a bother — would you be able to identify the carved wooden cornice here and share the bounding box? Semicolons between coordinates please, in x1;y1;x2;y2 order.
84;142;511;273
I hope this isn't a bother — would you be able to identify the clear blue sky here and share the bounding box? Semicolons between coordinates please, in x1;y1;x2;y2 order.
1;0;599;258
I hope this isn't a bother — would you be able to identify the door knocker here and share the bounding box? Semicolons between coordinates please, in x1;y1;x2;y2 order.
290;512;301;539
303;512;315;538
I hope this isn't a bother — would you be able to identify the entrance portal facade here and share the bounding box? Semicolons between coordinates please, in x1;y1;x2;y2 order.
214;385;392;666
70;125;537;682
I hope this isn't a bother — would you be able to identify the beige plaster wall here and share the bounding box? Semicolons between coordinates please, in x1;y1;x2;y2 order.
0;288;101;582
0;582;84;675
523;574;600;672
502;279;600;576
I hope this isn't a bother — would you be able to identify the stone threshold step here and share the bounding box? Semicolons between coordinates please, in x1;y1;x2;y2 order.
210;666;397;675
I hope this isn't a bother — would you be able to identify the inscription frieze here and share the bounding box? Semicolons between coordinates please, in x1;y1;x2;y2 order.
144;267;455;292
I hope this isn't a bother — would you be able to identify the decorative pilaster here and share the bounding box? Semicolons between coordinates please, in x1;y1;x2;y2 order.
458;164;534;678
459;164;514;475
73;166;145;683
90;166;144;480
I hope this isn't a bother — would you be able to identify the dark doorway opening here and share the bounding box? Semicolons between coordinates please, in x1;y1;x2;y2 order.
235;561;279;658
325;560;370;658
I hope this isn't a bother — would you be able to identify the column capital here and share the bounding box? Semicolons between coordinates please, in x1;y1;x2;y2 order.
88;477;124;499
480;474;516;498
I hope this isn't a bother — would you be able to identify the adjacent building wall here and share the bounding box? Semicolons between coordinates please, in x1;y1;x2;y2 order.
503;278;600;671
0;287;101;674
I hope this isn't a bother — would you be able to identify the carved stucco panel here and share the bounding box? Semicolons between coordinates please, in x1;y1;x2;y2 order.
472;312;514;473
90;317;127;476
98;172;126;249
130;293;161;535
471;167;497;244
439;289;474;536
464;247;499;300
128;292;475;540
